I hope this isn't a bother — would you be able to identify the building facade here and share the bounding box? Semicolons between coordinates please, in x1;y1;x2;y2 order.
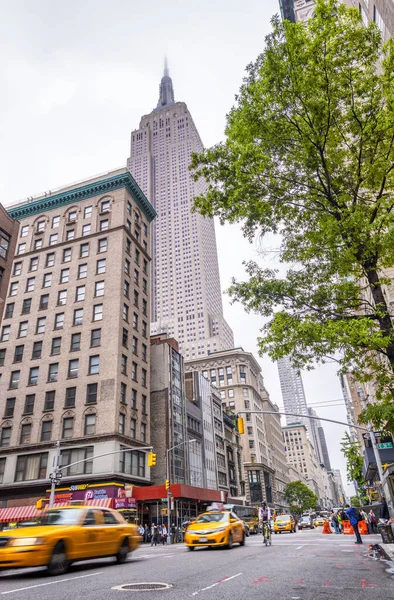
277;356;309;431
0;204;19;325
127;64;234;360
0;168;155;505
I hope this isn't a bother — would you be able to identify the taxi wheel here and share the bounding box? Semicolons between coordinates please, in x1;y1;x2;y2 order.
240;533;246;547
227;533;233;549
47;541;69;576
188;546;195;551
116;538;129;564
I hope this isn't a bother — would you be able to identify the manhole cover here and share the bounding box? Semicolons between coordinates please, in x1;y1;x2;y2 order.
112;583;172;592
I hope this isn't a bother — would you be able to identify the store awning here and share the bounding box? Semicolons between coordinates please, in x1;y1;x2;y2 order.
133;484;225;503
48;498;114;509
0;505;40;523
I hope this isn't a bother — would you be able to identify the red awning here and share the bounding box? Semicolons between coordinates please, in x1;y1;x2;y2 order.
133;484;225;503
0;505;40;523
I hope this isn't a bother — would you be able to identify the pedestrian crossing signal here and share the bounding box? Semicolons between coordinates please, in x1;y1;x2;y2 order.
166;479;170;490
237;417;245;434
148;452;157;467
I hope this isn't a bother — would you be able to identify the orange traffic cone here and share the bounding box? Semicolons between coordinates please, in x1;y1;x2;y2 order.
322;520;332;534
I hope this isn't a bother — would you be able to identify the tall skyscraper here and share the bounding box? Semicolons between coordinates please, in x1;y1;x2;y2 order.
277;356;309;430
127;63;234;360
307;407;332;470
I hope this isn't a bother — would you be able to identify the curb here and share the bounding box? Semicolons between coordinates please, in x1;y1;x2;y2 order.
378;543;394;562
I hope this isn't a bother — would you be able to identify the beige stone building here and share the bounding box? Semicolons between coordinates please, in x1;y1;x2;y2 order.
185;348;286;509
0;204;19;324
0;168;155;505
283;423;320;500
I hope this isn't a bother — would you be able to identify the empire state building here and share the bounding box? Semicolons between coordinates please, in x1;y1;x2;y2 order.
127;63;234;359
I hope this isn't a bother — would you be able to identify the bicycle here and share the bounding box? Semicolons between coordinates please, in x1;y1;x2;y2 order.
263;521;272;546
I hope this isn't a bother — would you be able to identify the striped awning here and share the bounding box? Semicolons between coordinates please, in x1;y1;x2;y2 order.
0;505;40;523
48;498;114;509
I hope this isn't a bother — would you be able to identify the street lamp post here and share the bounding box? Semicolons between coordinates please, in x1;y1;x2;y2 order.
166;439;196;544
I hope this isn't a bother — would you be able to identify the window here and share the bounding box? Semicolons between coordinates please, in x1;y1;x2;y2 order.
65;387;76;408
45;252;55;267
48;363;59;383
29;257;38;272
73;308;83;326
133;312;138;330
98;238;107;253
119;413;125;435
28;367;39;386
124;280;130;298
20;225;29;238
66;229;75;241
220;390;225;400
70;333;81;351
5;303;14;318
22;298;31;314
78;264;87;279
132;336;138;355
88;355;100;375
49;233;58;245
84;414;96;436
120;382;127;404
142;321;147;338
60;268;70;283
228;389;234;398
142;343;147;362
36;220;45;232
134;269;139;286
142;299;147;316
57;290;67;306
62;417;74;439
61;447;93;476
80;243;89;258
130;418;136;439
142;368;147;387
94;281;104;297
243;388;249;397
134;290;139;307
1;325;10;341
93;304;103;321
10;282;18;296
119;448;145;478
96;258;106;274
26;277;35;292
20;423;32;444
39;294;49;310
34;239;42;250
84;205;92;218
0;349;6;366
4;398;15;418
240;366;247;384
24;394;35;414
18;321;28;338
41;420;53;442
13;261;22;276
124;259;130;275
36;317;46;334
50;338;62;357
100;219;108;231
90;328;101;347
54;313;64;330
63;248;72;262
15;453;48;481
135;249;140;265
122;327;128;347
17;243;26;255
43;273;52;288
141;422;146;442
126;238;131;253
121;354;127;374
143;222;148;236
86;383;98;404
132;362;137;381
101;200;110;213
32;341;42;359
123;303;129;322
68;359;79;378
142;394;147;414
52;215;60;228
44;390;55;411
0;427;11;447
131;388;137;409
82;224;91;236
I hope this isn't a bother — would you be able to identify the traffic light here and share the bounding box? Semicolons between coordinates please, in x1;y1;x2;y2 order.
36;498;44;510
165;479;170;490
148;452;157;467
237;417;245;434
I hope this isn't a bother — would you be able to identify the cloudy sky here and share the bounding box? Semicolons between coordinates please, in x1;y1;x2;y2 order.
0;0;352;494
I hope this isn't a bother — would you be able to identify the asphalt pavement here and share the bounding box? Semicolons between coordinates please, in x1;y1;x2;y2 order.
0;529;393;600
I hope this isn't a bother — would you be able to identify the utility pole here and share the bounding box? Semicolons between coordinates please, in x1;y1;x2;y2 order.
49;441;62;508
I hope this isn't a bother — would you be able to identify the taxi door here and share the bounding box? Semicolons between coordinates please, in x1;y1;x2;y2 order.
98;509;122;555
78;509;105;559
230;513;243;542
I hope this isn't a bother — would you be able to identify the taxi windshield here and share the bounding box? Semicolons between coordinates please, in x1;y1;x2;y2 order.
195;513;228;524
37;509;83;526
276;515;290;521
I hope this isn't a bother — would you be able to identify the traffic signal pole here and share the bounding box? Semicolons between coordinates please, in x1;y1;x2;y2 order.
166;439;196;544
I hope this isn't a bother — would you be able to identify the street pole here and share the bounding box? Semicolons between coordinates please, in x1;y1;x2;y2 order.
49;441;61;508
166;439;196;545
357;394;384;481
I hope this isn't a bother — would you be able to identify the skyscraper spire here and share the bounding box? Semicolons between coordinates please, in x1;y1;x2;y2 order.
156;58;175;110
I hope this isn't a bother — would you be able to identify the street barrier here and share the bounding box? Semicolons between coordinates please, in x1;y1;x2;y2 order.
322;520;332;534
343;521;353;535
358;520;369;535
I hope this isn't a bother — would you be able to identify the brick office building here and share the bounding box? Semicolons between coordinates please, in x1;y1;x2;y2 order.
0;168;156;508
0;204;19;325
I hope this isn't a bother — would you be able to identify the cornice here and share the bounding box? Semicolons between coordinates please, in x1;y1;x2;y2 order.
7;172;156;223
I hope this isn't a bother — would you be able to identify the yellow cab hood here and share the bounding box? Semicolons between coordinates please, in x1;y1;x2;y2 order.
0;525;71;538
188;521;227;532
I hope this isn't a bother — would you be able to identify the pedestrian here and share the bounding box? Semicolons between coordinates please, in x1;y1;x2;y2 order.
139;524;144;539
345;504;363;545
368;510;376;534
151;523;158;547
158;524;163;544
171;522;176;544
144;524;149;543
380;497;390;522
162;524;168;544
331;511;339;534
337;511;342;533
359;508;368;522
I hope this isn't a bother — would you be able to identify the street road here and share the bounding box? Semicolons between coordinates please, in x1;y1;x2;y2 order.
0;529;393;600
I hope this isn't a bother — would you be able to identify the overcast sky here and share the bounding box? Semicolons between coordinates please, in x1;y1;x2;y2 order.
0;0;352;495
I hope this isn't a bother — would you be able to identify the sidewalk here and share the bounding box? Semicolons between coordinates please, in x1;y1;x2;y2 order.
379;543;394;562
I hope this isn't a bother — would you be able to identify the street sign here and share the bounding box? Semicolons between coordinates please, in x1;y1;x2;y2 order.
160;498;168;502
378;442;393;449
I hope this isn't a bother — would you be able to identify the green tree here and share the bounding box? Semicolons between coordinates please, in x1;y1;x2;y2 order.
283;480;318;514
340;432;365;487
350;496;362;508
191;0;394;431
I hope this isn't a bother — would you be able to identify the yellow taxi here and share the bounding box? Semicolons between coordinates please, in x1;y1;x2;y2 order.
185;508;246;550
0;506;141;575
314;516;326;526
273;514;296;534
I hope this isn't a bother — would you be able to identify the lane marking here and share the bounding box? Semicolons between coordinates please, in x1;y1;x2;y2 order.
296;545;305;550
252;576;271;584
323;579;332;588
296;578;305;585
1;572;102;595
191;573;242;596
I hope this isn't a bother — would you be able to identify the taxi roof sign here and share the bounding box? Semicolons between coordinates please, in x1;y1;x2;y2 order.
206;502;224;512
